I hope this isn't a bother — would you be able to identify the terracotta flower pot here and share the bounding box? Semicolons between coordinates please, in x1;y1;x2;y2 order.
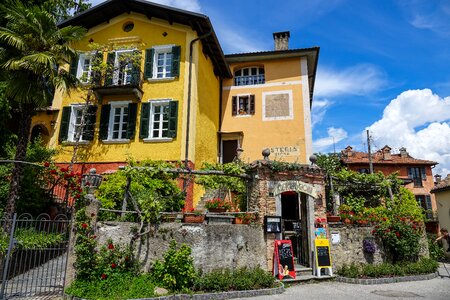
344;218;352;224
327;216;341;223
234;217;250;224
183;214;205;223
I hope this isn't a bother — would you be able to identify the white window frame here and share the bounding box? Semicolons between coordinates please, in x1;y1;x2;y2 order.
262;90;294;121
76;53;93;84
234;66;265;86
106;101;131;142
152;45;175;79
67;105;86;142
113;50;134;86
233;94;253;117
144;99;172;142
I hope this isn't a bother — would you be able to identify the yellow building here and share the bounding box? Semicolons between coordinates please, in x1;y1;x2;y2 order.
31;0;231;205
220;32;319;164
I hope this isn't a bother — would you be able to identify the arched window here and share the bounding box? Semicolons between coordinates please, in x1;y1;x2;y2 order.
234;66;265;86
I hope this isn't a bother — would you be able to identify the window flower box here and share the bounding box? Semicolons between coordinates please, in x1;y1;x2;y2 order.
205;198;232;212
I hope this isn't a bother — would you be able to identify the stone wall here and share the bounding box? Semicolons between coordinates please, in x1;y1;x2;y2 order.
96;222;267;273
328;224;429;270
328;224;385;270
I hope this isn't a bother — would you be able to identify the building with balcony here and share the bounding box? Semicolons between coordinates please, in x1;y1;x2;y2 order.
340;145;439;232
31;0;231;207
220;32;319;163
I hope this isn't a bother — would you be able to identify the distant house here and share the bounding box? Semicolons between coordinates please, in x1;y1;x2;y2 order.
431;174;450;233
340;145;438;232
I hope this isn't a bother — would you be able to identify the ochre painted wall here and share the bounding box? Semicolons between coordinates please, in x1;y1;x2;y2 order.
435;189;450;231
221;57;308;163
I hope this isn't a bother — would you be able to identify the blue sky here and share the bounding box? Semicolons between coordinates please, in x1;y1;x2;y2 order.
90;0;450;175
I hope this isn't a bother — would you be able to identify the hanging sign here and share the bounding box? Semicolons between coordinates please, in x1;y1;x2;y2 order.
315;239;332;268
273;240;296;280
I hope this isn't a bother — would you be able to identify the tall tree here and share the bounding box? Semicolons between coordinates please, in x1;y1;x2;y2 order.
0;2;86;223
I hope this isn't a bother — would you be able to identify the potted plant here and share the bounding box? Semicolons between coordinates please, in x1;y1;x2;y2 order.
234;212;257;224
182;208;205;223
326;212;341;223
205;198;232;213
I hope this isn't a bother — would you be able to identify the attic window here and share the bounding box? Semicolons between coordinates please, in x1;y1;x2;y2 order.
123;22;134;32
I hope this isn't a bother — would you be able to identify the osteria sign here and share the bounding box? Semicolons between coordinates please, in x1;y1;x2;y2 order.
269;146;299;158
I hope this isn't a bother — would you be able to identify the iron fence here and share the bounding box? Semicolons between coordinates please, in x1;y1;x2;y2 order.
0;213;71;300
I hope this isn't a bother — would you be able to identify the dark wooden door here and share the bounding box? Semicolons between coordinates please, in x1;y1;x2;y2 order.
222;140;238;163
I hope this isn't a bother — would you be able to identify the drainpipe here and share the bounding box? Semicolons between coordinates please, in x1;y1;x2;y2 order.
184;30;212;170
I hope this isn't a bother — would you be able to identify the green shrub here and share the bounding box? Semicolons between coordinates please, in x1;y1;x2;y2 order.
66;273;156;300
0;228;64;256
194;267;275;292
428;233;445;261
337;258;438;278
151;240;197;291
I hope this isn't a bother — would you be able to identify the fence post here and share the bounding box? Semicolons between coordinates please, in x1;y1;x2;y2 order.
0;213;17;300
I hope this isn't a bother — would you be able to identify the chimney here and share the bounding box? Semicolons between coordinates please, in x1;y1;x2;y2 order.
434;174;442;184
381;145;391;160
273;31;290;51
399;147;408;158
344;146;353;157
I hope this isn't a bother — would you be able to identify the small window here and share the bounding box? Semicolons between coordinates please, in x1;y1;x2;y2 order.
144;45;181;79
408;167;425;187
234;66;265;86
59;105;97;142
140;100;178;140
232;95;255;116
99;102;137;142
123;22;134;32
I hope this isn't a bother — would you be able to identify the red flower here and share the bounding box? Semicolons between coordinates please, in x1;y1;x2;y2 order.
91;235;97;239
371;230;376;234
125;256;130;261
412;225;417;229
60;167;68;173
382;218;387;221
111;263;117;268
395;232;400;237
101;273;107;280
385;229;390;233
50;169;57;175
44;162;50;167
81;223;88;229
108;243;114;250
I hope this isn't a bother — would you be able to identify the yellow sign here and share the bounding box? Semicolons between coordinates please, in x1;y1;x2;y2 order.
315;239;332;268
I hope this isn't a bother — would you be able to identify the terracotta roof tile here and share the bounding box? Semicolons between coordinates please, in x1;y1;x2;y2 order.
340;147;437;166
431;174;450;193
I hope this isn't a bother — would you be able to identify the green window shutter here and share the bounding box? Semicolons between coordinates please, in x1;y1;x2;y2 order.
126;103;137;139
69;54;79;77
59;106;71;142
232;96;237;116
421;167;427;180
144;48;154;78
99;104;111;140
131;50;141;85
139;103;150;139
82;105;97;141
250;95;255;115
105;52;115;86
168;101;178;138
171;45;181;77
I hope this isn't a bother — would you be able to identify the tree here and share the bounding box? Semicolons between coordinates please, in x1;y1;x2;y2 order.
0;2;86;223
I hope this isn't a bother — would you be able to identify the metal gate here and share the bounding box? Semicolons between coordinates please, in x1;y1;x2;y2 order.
0;213;71;300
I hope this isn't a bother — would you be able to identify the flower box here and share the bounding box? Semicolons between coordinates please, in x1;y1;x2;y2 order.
204;198;232;212
183;214;205;223
326;215;341;223
208;208;227;213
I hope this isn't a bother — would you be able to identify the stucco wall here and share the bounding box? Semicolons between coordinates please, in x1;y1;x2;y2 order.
96;222;267;273
435;189;450;231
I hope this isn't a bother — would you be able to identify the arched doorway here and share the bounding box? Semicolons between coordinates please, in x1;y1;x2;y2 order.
30;124;50;144
281;191;309;266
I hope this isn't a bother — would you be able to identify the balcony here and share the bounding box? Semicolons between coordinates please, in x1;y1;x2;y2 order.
234;74;265;86
92;67;143;101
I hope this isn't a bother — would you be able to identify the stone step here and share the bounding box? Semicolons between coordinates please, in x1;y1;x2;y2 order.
294;265;313;276
280;274;336;284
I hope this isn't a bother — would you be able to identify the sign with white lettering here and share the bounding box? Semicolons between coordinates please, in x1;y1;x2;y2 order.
272;180;319;198
269;146;300;158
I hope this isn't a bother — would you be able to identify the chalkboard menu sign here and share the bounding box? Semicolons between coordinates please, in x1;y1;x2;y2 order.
315;239;332;268
272;240;296;280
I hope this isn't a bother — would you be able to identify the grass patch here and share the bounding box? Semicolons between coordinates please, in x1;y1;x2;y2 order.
337;258;439;278
65;273;156;300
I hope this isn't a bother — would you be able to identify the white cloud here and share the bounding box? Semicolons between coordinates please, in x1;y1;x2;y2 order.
313;127;348;153
366;89;450;175
315;64;386;97
400;0;450;36
215;27;265;54
311;99;332;128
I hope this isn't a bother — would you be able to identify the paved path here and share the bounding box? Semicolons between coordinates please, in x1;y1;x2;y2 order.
238;276;450;300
